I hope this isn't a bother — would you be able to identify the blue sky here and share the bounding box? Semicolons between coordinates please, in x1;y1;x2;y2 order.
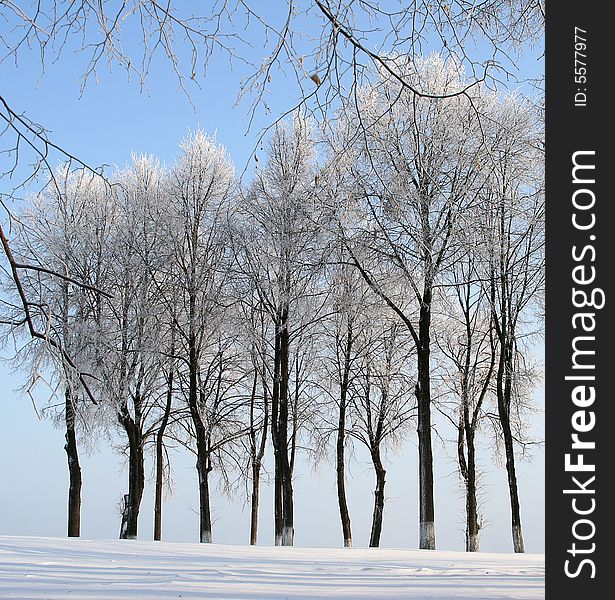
0;3;544;552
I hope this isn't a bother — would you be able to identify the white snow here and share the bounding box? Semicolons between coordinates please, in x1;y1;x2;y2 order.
0;535;544;599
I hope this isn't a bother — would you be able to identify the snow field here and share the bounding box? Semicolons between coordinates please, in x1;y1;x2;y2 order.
0;535;544;599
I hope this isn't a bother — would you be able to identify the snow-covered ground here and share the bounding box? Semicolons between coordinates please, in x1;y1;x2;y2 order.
0;535;544;599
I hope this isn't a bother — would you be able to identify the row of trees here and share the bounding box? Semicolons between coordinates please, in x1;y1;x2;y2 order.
1;56;543;553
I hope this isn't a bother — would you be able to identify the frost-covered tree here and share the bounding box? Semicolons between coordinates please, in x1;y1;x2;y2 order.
153;316;177;542
480;96;544;553
346;317;415;547
1;168;113;537
234;115;325;546
332;55;490;549
90;155;169;540
436;248;496;552
313;234;376;549
235;290;271;546
165;131;241;543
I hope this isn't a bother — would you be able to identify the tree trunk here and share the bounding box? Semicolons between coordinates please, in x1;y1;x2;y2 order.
273;455;283;545
278;311;294;546
249;369;268;546
501;411;524;552
465;430;480;552
492;190;525;554
458;398;480;552
250;460;261;545
496;341;525;553
154;351;174;541
60;278;82;538
187;330;214;544
336;404;352;548
118;410;145;540
369;448;386;547
64;387;82;538
416;299;436;550
271;312;294;546
336;322;353;548
153;435;165;542
196;453;213;543
271;323;283;546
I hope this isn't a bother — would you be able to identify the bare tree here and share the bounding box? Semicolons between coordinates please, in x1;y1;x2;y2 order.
226;276;272;546
481;96;544;553
348;317;414;547
246;307;270;546
234;115;325;546
314;238;376;549
325;263;362;549
1;168;115;536
91;156;169;540
164;130;241;543
153;318;176;542
436;247;496;552
331;55;490;549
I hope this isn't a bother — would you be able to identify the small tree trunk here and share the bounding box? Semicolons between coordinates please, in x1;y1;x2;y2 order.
118;453;144;539
280;471;294;546
465;431;480;552
250;460;261;545
497;345;525;553
118;406;145;540
416;299;436;550
278;311;294;546
249;369;268;546
64;388;82;538
60;278;82;538
153;439;165;542
493;192;525;554
336;322;353;548
154;377;173;540
458;401;481;552
271;313;294;546
192;430;213;544
196;453;213;543
273;457;283;546
369;449;386;547
119;495;130;539
501;408;524;553
336;407;352;548
187;326;214;544
271;324;283;546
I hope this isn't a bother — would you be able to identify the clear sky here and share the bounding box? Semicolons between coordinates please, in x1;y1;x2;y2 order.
0;3;544;553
